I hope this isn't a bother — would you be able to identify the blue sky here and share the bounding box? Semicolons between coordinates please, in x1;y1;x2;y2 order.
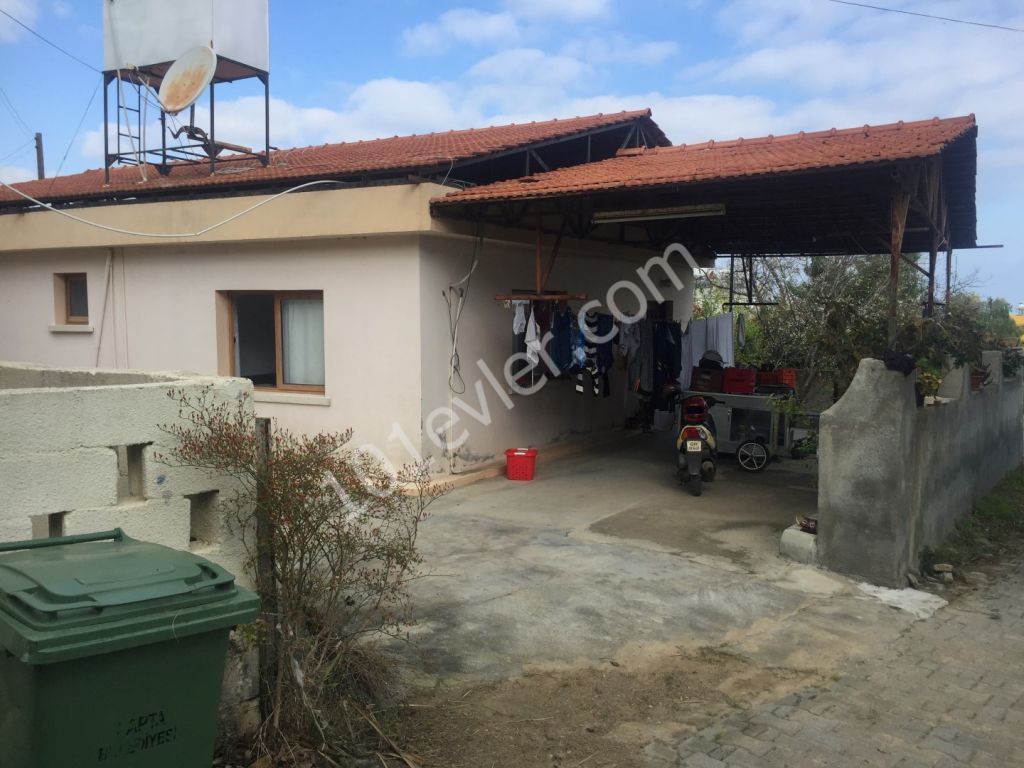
0;0;1021;301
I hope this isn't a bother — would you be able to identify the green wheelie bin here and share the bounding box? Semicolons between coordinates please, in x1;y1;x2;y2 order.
0;529;260;768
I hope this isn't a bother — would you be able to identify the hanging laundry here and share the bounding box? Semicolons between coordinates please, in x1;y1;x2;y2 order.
596;313;616;372
576;310;611;397
550;306;574;374
639;318;654;391
619;319;641;359
512;300;529;334
525;305;541;366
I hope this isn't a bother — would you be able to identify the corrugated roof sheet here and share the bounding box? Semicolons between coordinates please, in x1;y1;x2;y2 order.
0;109;659;206
434;115;977;205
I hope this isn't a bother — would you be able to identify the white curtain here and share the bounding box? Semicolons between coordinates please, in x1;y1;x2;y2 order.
680;313;734;389
282;298;325;386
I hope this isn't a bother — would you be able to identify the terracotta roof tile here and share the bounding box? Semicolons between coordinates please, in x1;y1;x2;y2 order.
434;115;977;206
1;110;656;206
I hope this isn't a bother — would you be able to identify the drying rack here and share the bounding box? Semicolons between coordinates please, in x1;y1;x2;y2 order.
494;219;588;302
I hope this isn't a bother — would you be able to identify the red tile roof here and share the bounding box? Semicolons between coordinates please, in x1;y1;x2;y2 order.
434;115;977;206
0;110;660;206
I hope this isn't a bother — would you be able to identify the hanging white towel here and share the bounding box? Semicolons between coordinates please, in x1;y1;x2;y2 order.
525;306;541;365
512;300;529;334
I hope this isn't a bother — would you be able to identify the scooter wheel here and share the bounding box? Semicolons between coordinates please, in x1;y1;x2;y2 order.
690;473;703;496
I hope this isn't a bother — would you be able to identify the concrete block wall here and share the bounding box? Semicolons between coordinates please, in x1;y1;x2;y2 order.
818;356;1024;587
0;361;260;735
0;361;254;584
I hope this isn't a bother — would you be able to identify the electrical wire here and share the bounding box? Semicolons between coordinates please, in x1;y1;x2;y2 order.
443;237;481;395
442;228;483;474
0;8;101;71
0;137;34;165
0;178;351;238
822;0;1024;33
0;86;32;137
47;80;101;194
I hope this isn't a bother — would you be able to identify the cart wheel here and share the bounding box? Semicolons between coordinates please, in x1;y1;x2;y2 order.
737;441;769;472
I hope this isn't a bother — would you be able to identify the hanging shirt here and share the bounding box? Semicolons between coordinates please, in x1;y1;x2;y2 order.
525;306;541;366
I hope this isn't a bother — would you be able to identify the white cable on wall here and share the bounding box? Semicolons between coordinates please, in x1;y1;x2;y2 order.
0;179;350;239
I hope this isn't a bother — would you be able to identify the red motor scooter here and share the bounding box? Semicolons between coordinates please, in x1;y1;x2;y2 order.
676;395;718;496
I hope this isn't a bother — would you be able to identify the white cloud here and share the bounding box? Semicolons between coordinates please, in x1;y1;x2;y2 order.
504;0;610;21
0;163;34;183
469;48;590;85
0;0;38;43
51;0;70;18
402;8;519;56
562;35;679;66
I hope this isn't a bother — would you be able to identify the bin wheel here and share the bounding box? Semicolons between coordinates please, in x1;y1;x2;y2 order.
737;441;769;472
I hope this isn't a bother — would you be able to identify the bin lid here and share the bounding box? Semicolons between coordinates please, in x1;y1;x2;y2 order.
0;529;259;665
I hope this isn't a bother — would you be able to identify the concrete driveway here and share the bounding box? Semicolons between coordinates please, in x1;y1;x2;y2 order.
399;432;935;684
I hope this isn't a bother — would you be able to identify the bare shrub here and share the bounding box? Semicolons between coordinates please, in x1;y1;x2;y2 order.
160;387;447;765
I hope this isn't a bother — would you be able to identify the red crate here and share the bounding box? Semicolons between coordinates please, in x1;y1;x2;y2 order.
505;448;538;481
723;368;757;395
756;368;798;389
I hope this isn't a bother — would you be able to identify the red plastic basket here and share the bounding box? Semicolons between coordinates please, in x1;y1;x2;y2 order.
723;368;757;395
756;368;798;389
505;448;538;481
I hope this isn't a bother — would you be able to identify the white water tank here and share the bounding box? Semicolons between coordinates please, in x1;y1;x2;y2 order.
102;0;269;76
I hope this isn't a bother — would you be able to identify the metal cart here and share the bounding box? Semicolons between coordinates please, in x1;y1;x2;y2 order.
683;391;792;471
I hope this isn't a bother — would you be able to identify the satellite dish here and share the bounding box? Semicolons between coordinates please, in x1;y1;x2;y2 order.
158;45;217;115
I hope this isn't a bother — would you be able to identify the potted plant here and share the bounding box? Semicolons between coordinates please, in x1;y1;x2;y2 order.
969;363;990;392
916;365;942;405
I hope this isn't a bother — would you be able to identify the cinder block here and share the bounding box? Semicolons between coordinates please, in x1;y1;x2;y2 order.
0;516;32;543
142;443;244;501
64;497;190;549
0;378;252;453
0;448;117;519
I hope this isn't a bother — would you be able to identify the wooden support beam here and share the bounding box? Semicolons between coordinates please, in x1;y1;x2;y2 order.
889;180;912;344
540;218;566;292
535;216;543;294
945;245;953;312
900;254;930;278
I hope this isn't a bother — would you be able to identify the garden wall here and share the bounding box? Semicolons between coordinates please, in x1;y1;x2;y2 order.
0;360;259;733
817;352;1023;587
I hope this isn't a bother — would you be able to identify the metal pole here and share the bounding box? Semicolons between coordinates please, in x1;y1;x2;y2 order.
926;231;938;318
34;132;44;180
728;256;735;310
102;74;110;184
160;110;167;169
945;246;953;312
209;81;215;175
262;73;270;166
254;417;277;723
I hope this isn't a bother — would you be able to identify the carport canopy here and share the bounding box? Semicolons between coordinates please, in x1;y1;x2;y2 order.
432;115;981;335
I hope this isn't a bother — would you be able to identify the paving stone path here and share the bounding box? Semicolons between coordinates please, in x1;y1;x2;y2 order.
645;560;1024;767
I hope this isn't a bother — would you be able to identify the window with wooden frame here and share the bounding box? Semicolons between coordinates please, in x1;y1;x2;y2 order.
57;273;89;324
230;291;325;392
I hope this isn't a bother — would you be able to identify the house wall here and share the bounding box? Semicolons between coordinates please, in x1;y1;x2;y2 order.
0;237;424;467
817;355;1024;587
0;181;698;473
418;233;694;470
